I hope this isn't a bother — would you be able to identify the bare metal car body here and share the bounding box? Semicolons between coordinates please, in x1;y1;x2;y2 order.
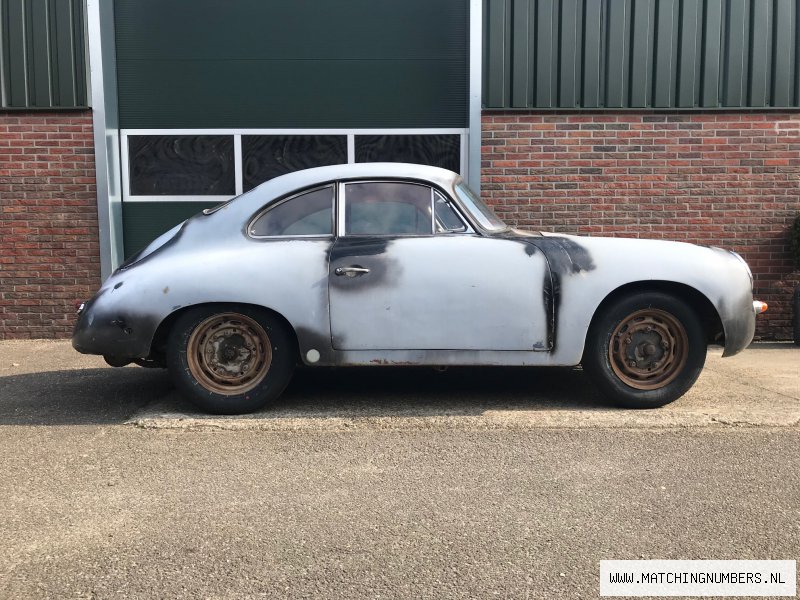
73;163;756;384
72;163;766;414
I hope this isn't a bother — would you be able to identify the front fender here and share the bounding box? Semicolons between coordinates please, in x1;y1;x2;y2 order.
532;235;755;365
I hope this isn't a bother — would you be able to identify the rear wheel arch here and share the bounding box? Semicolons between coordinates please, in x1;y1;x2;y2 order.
149;302;300;363
164;303;301;414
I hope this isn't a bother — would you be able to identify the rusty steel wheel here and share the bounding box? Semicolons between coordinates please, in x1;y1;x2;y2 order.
608;308;689;391
167;306;295;415
186;313;273;395
582;292;707;409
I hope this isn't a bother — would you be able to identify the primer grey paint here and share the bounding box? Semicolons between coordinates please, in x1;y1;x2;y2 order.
329;235;549;351
72;163;756;369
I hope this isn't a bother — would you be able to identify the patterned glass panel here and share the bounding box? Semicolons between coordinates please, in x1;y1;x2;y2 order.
128;135;235;195
243;135;347;191
354;134;461;172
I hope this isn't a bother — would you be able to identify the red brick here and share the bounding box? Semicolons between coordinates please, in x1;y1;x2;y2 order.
0;110;100;340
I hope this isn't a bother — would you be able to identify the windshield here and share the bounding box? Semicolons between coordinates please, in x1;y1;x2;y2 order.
454;183;507;232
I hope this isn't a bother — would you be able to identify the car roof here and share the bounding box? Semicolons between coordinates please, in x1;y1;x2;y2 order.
251;163;462;200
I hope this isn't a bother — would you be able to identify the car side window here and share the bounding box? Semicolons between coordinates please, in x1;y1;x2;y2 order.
344;182;432;235
434;190;467;233
250;185;334;237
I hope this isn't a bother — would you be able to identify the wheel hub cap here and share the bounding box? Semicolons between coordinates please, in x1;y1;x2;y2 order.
187;313;272;395
609;309;688;390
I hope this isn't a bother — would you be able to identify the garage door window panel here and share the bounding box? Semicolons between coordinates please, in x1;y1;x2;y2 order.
128;135;235;196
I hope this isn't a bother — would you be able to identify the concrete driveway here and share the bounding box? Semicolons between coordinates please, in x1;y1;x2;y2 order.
0;341;798;599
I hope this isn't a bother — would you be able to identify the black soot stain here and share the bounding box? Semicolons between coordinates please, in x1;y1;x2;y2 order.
329;238;400;292
525;236;596;352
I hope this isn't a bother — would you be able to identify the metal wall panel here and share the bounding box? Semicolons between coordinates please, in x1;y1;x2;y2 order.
483;0;800;109
115;0;468;129
0;0;88;108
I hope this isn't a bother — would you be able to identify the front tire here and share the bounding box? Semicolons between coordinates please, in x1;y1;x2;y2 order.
582;292;706;408
166;306;295;414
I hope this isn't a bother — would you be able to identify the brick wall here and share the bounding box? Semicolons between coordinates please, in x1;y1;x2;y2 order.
482;111;800;339
0;111;100;339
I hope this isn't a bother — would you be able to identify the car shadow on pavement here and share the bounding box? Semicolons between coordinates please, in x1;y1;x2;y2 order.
0;364;608;426
0;367;173;426
272;366;606;417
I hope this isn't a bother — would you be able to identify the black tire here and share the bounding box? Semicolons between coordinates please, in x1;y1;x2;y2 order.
582;292;706;409
166;305;295;414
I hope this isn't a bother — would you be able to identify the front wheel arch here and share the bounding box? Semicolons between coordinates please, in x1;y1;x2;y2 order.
586;281;723;348
581;290;709;408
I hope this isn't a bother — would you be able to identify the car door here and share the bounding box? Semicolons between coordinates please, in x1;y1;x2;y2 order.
328;180;550;351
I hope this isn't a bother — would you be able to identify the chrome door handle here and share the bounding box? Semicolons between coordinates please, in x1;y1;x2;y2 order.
335;266;370;277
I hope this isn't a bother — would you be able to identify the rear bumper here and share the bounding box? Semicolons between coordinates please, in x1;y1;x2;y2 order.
71;295;153;359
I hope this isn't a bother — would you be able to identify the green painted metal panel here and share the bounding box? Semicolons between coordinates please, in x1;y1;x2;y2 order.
700;0;723;106
772;0;794;106
558;0;580;107
485;0;509;107
27;0;50;106
115;0;468;128
677;0;701;107
653;0;677;107
630;0;655;107
581;0;602;107
723;0;748;106
0;0;88;108
483;0;799;109
122;202;216;258
604;0;628;107
510;0;529;107
2;0;28;105
535;0;556;107
748;0;771;106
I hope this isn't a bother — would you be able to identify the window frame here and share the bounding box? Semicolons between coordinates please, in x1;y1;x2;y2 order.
338;180;472;238
433;189;470;234
247;183;337;240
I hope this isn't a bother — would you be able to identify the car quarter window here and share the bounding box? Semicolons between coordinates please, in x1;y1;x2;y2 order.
434;190;467;233
250;185;334;237
344;182;433;236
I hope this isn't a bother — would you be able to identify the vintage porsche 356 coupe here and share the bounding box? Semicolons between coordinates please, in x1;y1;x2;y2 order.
73;163;766;414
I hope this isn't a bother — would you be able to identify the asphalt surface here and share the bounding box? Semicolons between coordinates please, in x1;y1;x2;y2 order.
0;340;798;599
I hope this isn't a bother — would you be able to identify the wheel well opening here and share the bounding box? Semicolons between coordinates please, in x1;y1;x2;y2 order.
149;303;300;361
589;281;724;346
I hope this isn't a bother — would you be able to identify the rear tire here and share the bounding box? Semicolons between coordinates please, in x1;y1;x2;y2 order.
582;292;706;409
166;305;295;415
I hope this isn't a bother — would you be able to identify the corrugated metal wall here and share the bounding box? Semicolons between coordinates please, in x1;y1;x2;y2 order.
484;0;800;109
0;0;88;109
